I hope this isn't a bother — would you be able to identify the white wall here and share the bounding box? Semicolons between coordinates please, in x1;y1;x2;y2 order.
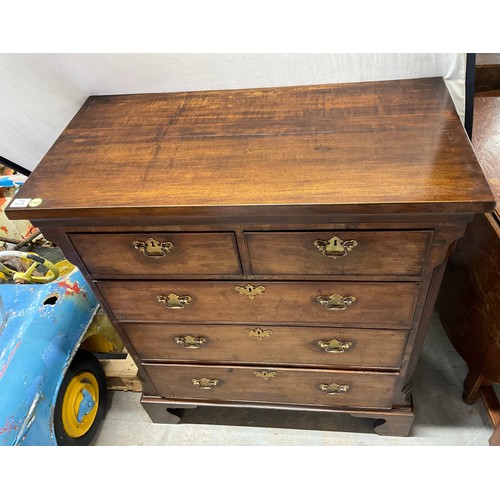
0;53;466;171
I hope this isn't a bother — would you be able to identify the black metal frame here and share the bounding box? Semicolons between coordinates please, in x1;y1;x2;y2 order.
464;53;476;140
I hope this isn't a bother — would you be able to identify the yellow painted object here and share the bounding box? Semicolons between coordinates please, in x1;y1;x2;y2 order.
0;251;60;284
81;308;124;354
61;371;100;438
52;260;124;353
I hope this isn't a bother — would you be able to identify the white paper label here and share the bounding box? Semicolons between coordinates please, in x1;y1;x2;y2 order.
9;198;31;208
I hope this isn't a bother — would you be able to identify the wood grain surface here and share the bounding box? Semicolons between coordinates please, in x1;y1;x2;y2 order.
69;231;242;275
7;78;494;222
245;230;431;276
437;214;500;383
97;280;419;328
472;96;500;215
437;94;500;384
122;323;407;369
143;363;398;409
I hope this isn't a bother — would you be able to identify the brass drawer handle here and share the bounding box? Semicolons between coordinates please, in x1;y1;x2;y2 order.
314;236;358;259
157;293;192;309
317;294;356;310
319;382;350;394
318;339;353;353
235;283;266;300
133;237;173;258
192;378;219;390
175;335;206;348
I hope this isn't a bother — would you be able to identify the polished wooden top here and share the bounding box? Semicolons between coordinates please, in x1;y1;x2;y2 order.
472;95;500;218
8;78;495;222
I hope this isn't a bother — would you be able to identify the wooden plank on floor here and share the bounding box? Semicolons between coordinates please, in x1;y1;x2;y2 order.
99;351;142;392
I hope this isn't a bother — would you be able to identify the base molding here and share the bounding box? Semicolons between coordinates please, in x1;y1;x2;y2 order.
349;406;415;437
140;395;415;437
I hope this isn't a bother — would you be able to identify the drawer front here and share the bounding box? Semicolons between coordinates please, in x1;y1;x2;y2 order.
69;232;241;276
144;363;398;409
98;280;419;328
124;323;407;369
245;230;432;276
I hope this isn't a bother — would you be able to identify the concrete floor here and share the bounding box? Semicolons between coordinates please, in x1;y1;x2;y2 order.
93;311;495;446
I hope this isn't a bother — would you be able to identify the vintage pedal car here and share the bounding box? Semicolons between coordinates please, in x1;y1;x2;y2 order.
0;167;120;445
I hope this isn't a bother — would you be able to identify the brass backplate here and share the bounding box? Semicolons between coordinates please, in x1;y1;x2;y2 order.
133;237;173;258
235;283;266;300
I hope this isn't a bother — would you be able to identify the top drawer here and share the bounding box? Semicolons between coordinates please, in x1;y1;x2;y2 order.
69;232;242;276
245;230;432;277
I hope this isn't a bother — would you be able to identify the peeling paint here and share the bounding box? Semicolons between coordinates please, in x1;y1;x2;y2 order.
13;392;41;445
0;262;98;445
0;295;5;335
0;415;19;435
0;340;21;380
57;280;87;299
22;227;38;240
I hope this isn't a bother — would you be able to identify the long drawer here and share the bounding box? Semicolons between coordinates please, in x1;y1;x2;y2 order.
245;230;432;277
97;280;419;328
69;232;242;276
123;323;407;369
144;363;398;409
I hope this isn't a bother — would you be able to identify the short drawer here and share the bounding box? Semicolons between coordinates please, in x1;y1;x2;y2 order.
124;323;407;369
144;363;398;410
245;230;432;276
69;232;241;276
98;280;419;328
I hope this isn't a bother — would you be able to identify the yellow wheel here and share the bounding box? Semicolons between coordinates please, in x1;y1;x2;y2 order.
61;372;99;438
54;350;106;445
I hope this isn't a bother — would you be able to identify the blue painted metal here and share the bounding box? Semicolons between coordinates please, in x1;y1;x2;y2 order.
0;174;25;188
0;264;98;445
77;389;95;423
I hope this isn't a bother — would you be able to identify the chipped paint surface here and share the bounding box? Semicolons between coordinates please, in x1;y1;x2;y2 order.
0;340;21;379
58;280;87;299
0;265;98;445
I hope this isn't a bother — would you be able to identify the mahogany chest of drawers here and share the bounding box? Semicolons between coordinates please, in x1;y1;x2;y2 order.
8;78;495;437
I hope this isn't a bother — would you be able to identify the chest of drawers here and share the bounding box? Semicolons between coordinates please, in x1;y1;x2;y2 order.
8;78;495;437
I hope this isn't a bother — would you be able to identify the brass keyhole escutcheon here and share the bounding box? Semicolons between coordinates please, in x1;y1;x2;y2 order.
133;237;173;258
253;370;277;380
317;294;356;310
235;283;266;300
245;327;272;340
314;236;358;259
157;293;192;309
318;339;353;353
